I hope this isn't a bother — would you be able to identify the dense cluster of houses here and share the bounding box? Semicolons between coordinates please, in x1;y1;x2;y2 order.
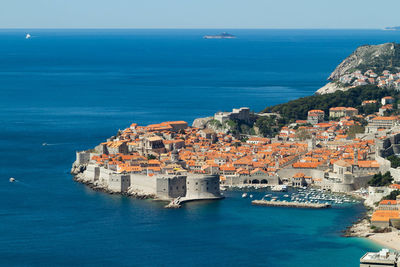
85;94;400;192
339;69;400;90
90;120;306;184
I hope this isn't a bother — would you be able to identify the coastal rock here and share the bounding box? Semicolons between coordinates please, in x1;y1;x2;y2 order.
192;117;213;129
70;161;86;175
316;82;351;95
344;218;372;237
205;122;230;134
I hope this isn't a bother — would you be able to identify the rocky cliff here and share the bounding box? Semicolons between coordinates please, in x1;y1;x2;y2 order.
316;42;400;94
316;82;351;95
192;116;213;128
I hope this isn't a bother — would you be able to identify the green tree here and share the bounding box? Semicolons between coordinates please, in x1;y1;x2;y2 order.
147;154;157;160
383;190;400;200
295;128;311;141
368;172;394;187
387;155;400;168
347;124;365;139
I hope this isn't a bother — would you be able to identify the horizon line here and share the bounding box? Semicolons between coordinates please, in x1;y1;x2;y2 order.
0;27;389;30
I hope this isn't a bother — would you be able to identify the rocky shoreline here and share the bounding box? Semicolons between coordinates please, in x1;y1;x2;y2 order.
343;217;373;238
342;199;400;251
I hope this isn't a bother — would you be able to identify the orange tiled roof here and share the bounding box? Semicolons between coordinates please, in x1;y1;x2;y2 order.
371;210;400;222
371;116;396;121
379;200;397;205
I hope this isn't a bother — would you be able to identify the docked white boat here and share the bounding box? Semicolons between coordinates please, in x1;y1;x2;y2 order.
242;193;248;198
271;185;288;192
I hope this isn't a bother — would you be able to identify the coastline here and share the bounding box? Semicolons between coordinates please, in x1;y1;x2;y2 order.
344;200;400;251
367;231;400;251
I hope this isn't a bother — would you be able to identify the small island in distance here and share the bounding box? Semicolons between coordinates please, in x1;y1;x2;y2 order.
384;26;400;31
203;32;236;39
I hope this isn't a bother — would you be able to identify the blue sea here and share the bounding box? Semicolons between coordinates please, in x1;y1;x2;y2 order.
2;29;400;266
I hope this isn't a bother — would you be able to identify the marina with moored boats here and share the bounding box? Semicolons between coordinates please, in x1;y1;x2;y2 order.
235;186;361;208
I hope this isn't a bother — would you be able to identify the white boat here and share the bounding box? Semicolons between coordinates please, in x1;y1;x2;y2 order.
249;194;253;198
271;185;287;192
26;34;31;39
9;177;15;182
242;193;248;198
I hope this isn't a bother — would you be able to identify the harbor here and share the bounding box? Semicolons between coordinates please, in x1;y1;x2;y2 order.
239;186;360;207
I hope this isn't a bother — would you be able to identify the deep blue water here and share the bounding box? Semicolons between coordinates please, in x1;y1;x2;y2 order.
2;29;399;266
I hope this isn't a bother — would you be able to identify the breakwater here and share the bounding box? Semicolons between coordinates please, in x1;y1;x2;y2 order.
252;200;331;209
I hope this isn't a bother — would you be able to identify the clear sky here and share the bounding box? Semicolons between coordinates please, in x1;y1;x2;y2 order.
1;0;399;29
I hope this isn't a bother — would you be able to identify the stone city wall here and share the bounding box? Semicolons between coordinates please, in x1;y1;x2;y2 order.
130;174;157;195
108;174;131;192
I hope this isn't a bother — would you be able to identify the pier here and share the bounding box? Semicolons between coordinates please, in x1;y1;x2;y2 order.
252;200;331;209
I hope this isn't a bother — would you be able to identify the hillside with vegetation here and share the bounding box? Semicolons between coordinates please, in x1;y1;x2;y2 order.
262;85;397;121
246;85;400;137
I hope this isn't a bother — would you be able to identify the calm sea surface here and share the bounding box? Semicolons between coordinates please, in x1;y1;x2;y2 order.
1;29;399;266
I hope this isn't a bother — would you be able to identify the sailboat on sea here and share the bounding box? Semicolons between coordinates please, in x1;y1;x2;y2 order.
25;34;31;39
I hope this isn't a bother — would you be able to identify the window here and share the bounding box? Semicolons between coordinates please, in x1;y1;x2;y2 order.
196;182;198;185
